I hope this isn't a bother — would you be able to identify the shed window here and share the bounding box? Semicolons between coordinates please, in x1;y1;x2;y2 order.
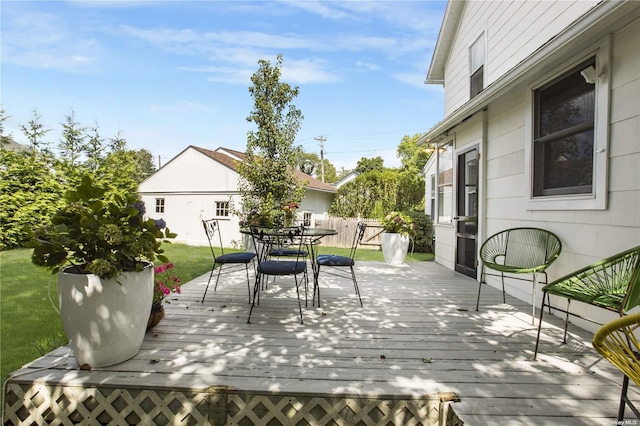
215;201;230;217
155;198;165;213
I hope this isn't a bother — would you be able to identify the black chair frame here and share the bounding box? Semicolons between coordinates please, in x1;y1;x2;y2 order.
201;219;256;304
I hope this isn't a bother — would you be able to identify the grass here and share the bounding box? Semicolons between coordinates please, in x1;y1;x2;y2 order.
0;243;432;386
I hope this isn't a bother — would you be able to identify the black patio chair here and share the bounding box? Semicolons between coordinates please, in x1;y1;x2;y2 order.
248;225;309;324
201;219;256;304
314;222;367;307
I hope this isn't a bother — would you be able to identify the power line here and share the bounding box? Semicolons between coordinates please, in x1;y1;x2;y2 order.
325;148;396;154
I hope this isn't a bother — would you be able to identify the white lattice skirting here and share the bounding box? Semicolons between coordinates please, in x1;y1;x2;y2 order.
3;382;463;425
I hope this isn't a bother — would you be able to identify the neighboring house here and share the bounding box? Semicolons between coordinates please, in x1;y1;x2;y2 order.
1;140;28;152
332;171;358;188
422;0;640;330
138;146;337;247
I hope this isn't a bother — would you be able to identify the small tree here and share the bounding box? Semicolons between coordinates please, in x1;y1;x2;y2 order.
0;149;64;249
20;108;51;158
237;54;305;225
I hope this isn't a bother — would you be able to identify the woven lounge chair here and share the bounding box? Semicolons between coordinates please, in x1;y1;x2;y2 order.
534;245;640;361
592;312;640;421
477;228;562;322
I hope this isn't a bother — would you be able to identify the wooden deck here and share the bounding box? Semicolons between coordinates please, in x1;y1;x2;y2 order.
3;260;635;425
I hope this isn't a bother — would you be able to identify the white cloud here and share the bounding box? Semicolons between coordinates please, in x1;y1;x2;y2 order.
356;61;380;71
2;9;100;71
282;59;341;84
392;72;431;89
180;58;340;85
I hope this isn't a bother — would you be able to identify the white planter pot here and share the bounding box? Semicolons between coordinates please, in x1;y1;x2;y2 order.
58;263;154;368
381;233;410;266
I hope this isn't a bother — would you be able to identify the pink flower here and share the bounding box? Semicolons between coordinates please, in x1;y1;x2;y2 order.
153;263;182;304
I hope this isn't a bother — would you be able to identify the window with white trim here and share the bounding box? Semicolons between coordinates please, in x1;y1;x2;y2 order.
526;37;610;211
470;34;485;99
303;212;312;227
215;201;230;217
533;58;595;197
437;142;453;224
155;198;165;213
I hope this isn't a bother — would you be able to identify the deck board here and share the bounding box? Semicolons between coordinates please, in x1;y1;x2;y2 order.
5;260;635;424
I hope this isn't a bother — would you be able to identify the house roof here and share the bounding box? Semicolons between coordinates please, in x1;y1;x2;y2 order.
191;145;337;193
423;0;640;143
1;139;28;152
333;171;358;188
425;0;465;84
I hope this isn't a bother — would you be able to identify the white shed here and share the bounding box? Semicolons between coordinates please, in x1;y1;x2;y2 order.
138;146;337;247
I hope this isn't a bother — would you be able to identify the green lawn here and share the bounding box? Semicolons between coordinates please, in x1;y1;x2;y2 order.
0;243;432;386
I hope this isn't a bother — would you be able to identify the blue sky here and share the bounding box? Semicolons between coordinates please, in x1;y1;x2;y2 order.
2;1;446;171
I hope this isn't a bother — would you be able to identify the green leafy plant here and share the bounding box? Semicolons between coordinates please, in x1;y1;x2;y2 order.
28;174;176;280
381;211;415;237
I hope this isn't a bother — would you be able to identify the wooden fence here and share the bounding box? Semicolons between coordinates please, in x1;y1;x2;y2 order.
314;217;382;249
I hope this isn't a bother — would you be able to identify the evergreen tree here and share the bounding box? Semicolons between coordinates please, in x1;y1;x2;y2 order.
20;108;51;158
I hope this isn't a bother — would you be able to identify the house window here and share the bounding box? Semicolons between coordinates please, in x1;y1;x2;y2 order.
429;174;436;218
303;212;312;227
526;37;610;211
155;198;165;213
533;58;596;197
215;201;230;217
470;34;484;99
437;142;453;224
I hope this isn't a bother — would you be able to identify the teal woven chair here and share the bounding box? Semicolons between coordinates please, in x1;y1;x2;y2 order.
534;245;640;361
477;228;562;322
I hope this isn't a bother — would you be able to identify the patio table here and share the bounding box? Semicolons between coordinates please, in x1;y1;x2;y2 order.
240;226;338;301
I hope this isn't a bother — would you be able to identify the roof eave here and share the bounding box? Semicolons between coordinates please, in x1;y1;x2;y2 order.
424;0;639;140
425;0;466;85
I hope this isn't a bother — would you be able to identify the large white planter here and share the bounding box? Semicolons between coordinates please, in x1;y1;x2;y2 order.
381;233;410;266
58;263;154;368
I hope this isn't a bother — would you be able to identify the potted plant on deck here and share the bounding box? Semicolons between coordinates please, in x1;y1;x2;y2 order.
148;262;181;330
28;174;175;368
381;211;415;266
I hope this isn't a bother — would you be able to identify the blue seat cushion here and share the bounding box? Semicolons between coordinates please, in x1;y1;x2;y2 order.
317;255;354;267
217;252;256;264
258;260;307;276
269;249;309;257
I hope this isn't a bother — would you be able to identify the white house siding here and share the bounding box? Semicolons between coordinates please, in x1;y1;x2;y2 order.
426;2;640;330
140;192;242;247
443;0;598;115
298;190;333;225
479;17;640;330
139;149;242;247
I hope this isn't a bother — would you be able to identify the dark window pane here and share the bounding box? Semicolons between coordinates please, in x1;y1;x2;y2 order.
537;72;595;137
533;58;596;197
533;129;594;196
470;66;483;98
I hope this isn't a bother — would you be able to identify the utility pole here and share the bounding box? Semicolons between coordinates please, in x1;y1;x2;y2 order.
314;136;326;182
